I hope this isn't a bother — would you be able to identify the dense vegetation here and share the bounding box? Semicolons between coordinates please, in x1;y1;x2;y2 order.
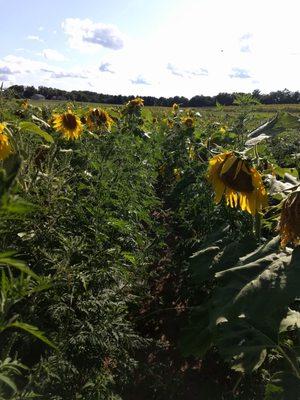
4;85;300;107
0;95;299;399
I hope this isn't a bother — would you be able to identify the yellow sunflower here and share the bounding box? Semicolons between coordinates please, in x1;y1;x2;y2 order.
0;123;12;160
278;191;300;247
52;110;82;140
86;108;113;131
207;152;267;215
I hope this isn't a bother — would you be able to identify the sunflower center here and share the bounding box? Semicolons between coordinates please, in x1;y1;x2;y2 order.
220;159;254;193
62;113;78;130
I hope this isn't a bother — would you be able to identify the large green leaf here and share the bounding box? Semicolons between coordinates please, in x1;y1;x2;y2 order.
265;372;300;400
248;113;300;138
0;373;17;392
19;121;54;143
182;238;300;375
216;318;272;372
246;112;300;145
7;322;57;349
0;251;39;280
180;305;213;357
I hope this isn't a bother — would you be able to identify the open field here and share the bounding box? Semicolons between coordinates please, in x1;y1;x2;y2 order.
0;98;299;399
28;99;300;114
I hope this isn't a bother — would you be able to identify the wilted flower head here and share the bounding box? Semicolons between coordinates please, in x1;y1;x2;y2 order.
207;151;267;215
122;97;144;116
172;103;179;113
127;97;144;108
86;108;113;131
53;109;83;140
278;190;300;247
182;116;194;128
173;168;182;181
21;99;29;110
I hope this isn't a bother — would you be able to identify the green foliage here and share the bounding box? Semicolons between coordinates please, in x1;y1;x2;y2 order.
0;98;299;399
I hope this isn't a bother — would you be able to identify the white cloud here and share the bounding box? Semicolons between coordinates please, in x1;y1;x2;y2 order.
131;75;150;85
26;35;44;43
62;18;124;52
0;66;15;75
42;49;66;61
229;68;251;79
167;63;208;78
99;62;114;73
51;71;88;79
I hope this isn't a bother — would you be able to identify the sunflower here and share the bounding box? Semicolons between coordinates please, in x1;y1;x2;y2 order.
173;168;182;181
0;123;12;160
123;97;144;114
182;116;194;128
278;191;300;247
52;110;82;140
172;103;179;113
86;108;113;131
21;99;29;110
127;97;144;108
207;151;267;215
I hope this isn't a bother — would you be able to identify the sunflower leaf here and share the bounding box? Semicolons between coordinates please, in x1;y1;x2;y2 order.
19;122;54;143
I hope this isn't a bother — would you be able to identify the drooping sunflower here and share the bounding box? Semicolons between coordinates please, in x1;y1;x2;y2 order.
278;190;300;247
86;108;113;131
127;97;144;108
0;123;12;160
181;116;194;128
21;99;29;110
172;103;179;113
207;151;267;215
123;97;144;115
52;110;83;140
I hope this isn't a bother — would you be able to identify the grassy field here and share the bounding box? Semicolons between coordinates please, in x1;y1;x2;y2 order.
29;99;300;114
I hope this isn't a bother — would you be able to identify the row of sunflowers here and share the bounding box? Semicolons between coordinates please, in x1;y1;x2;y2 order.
0;94;299;398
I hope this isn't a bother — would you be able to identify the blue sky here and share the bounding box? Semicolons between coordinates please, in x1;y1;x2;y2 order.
1;0;300;97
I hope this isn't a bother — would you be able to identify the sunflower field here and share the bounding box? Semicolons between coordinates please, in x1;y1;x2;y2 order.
0;94;299;399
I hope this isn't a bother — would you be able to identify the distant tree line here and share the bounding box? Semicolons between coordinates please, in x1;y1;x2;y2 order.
4;85;300;107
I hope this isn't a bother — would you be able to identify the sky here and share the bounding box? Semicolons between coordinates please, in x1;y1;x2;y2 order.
1;0;300;98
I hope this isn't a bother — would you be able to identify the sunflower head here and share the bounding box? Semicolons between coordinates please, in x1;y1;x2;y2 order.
182;116;194;128
172;103;179;113
21;99;29;110
278;190;300;247
128;97;144;108
207;152;267;215
0;125;12;160
53;110;83;140
86;108;113;131
123;98;144;115
166;118;173;128
173;168;182;181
